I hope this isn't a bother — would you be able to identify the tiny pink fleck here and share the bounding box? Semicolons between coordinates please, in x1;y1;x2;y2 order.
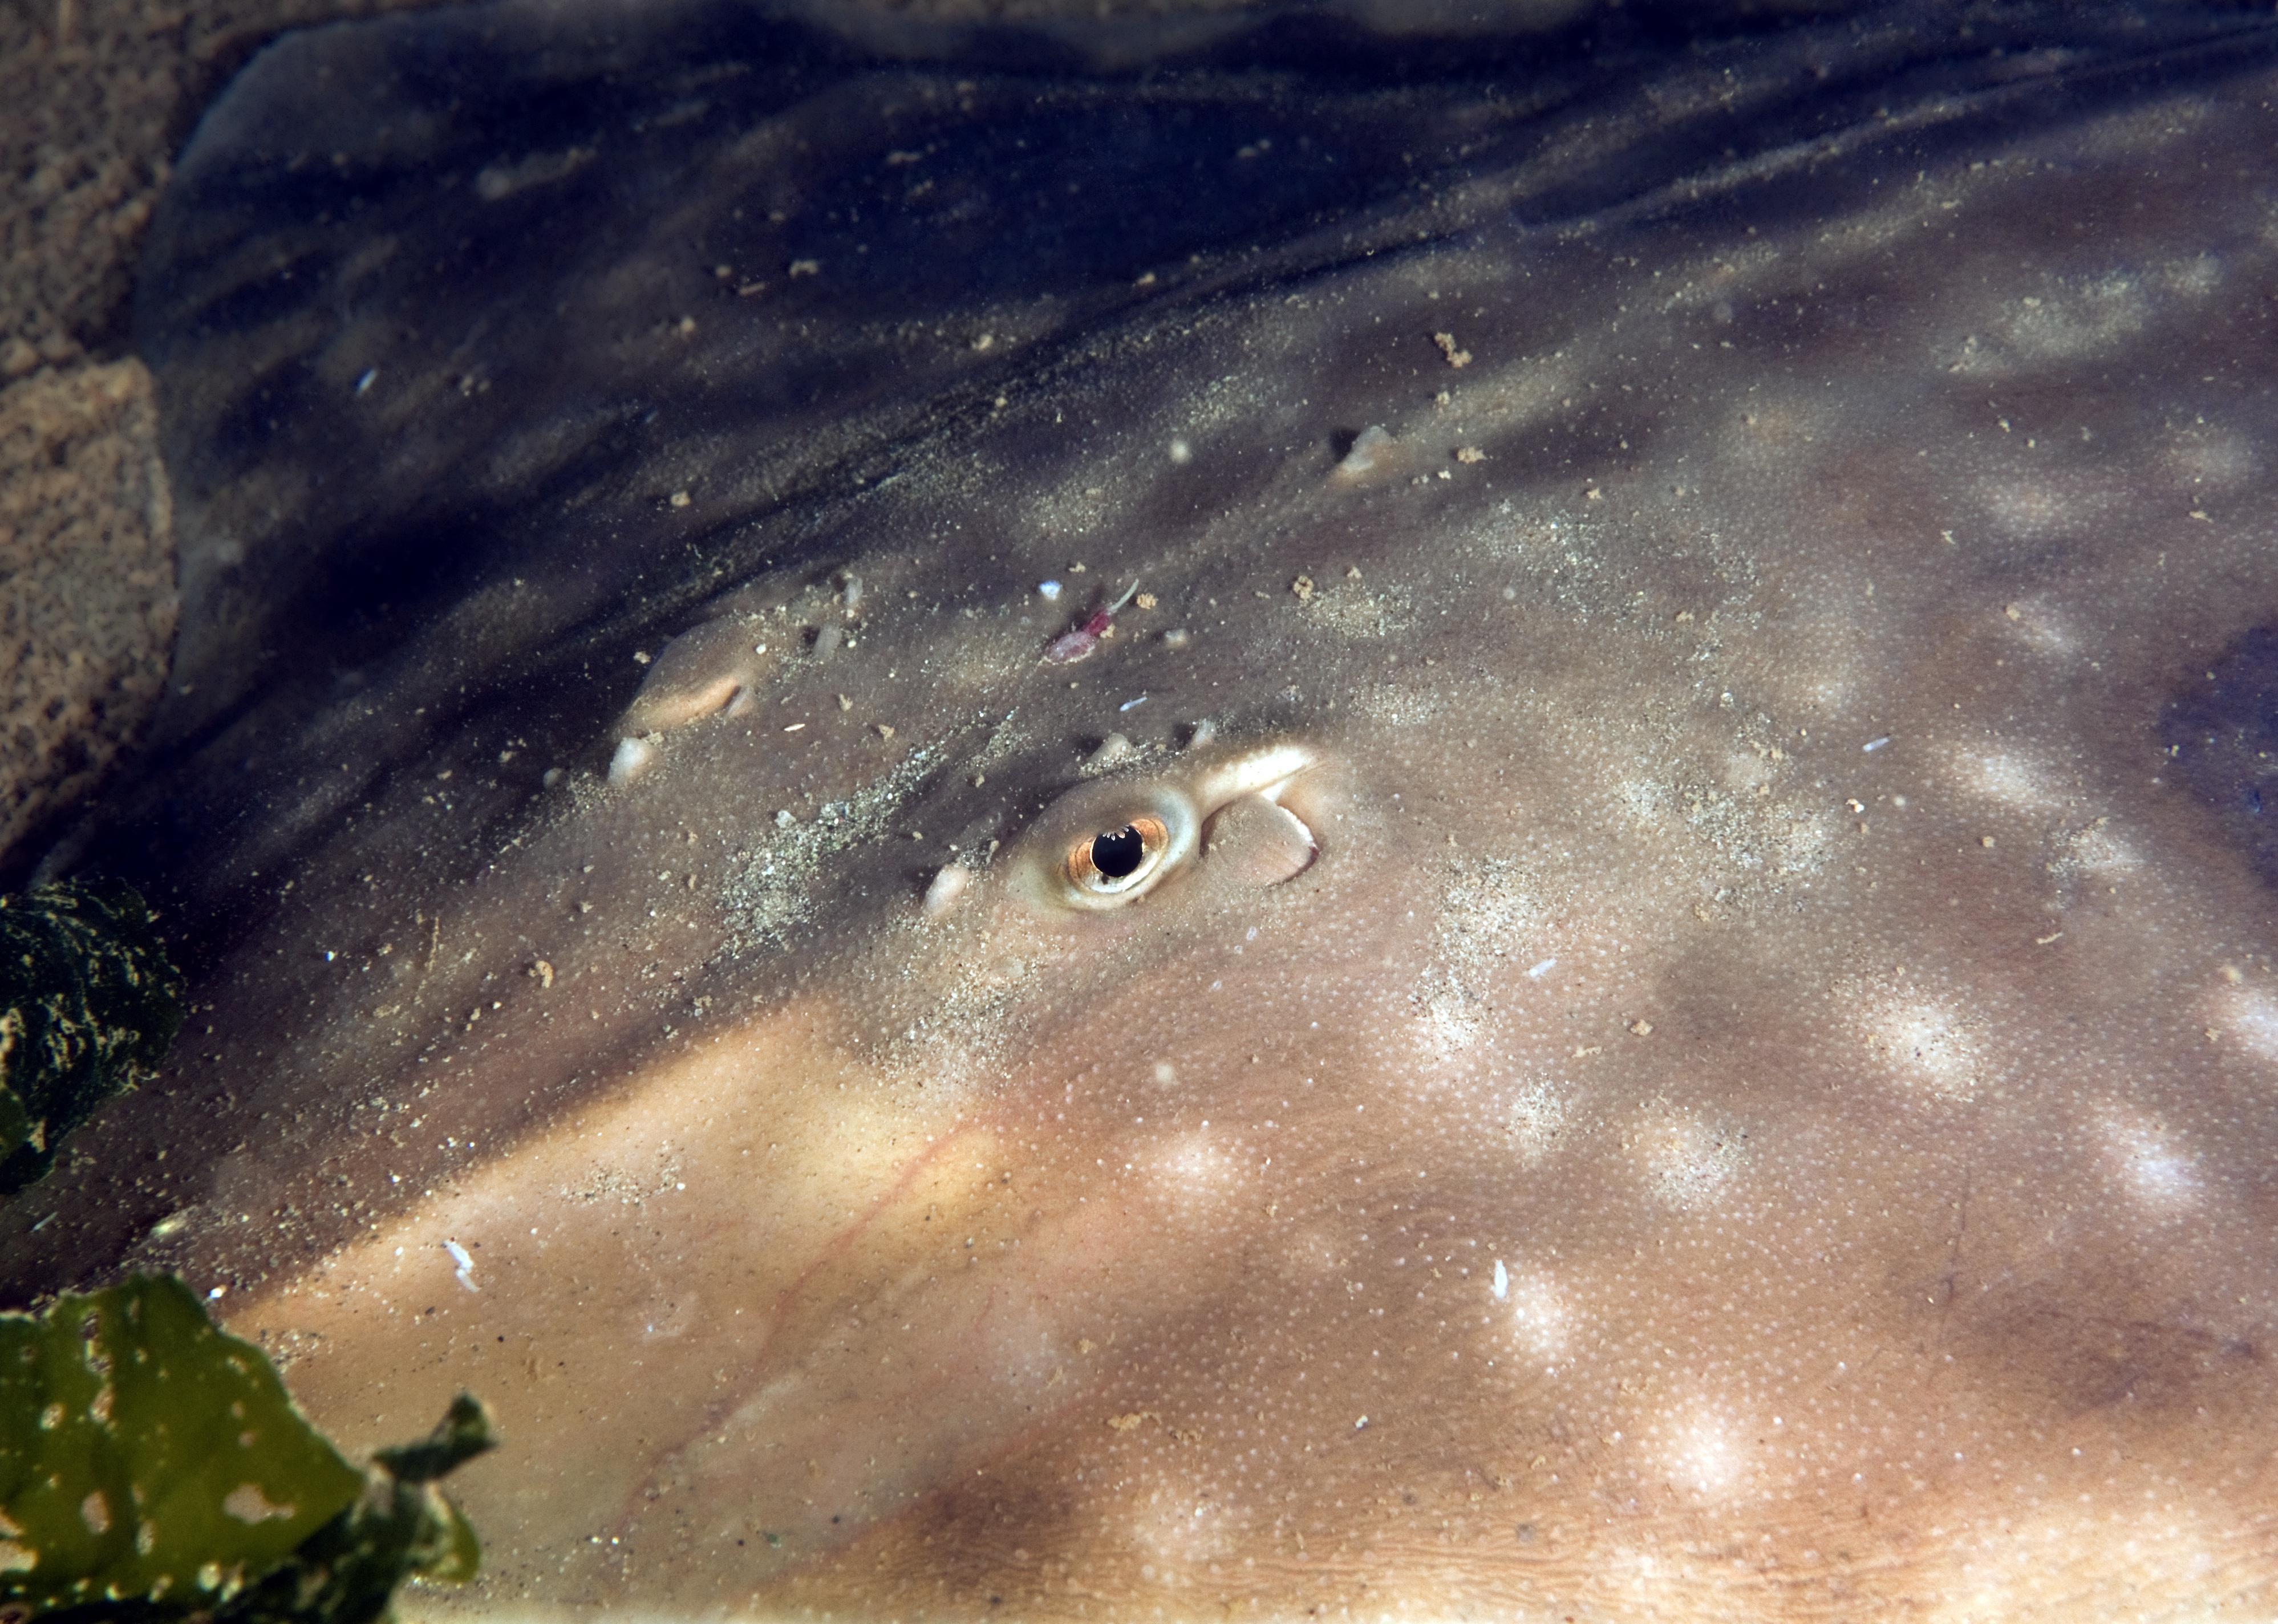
1043;580;1140;664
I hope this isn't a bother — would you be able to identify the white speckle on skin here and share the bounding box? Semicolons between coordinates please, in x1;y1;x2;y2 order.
1503;1078;1567;1165
1854;988;1983;1100
1962;749;2070;813
1639;1111;1743;1209
1670;1413;1741;1495
2218;988;2278;1063
2099;1109;2201;1215
1508;1276;1570;1359
1152;1131;1237;1200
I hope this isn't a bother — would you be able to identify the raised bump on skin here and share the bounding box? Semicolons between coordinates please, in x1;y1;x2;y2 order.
1192;742;1316;808
1198;793;1315;887
618;618;777;738
922;864;971;917
607;735;655;786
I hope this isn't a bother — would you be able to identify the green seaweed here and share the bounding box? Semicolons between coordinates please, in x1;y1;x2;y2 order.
1;1276;492;1624
0;882;185;1196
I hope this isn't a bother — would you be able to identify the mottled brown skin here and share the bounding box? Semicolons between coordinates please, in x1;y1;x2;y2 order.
10;7;2278;1619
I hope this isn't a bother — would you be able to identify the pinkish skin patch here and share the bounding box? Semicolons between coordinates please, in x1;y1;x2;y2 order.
1044;580;1139;664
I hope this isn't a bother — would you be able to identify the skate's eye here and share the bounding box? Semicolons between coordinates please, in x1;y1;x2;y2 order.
1019;743;1326;915
1067;817;1172;896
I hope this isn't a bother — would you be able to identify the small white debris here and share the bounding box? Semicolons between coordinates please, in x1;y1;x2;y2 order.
1862;735;1891;753
1184;718;1217;749
542;766;564;788
1119;695;1149;712
1037;579;1063;602
444;1239;479;1293
607;736;654;786
1083;733;1134;774
922;864;971;918
775;808;796;828
354;368;378;395
839;575;864;614
1491;1259;1509;1300
1168;437;1193;465
1354;1415;1369;1431
1525;957;1557;979
207;1285;226;1301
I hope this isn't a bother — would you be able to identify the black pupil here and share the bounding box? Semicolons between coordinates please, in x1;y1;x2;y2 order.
1090;825;1146;879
